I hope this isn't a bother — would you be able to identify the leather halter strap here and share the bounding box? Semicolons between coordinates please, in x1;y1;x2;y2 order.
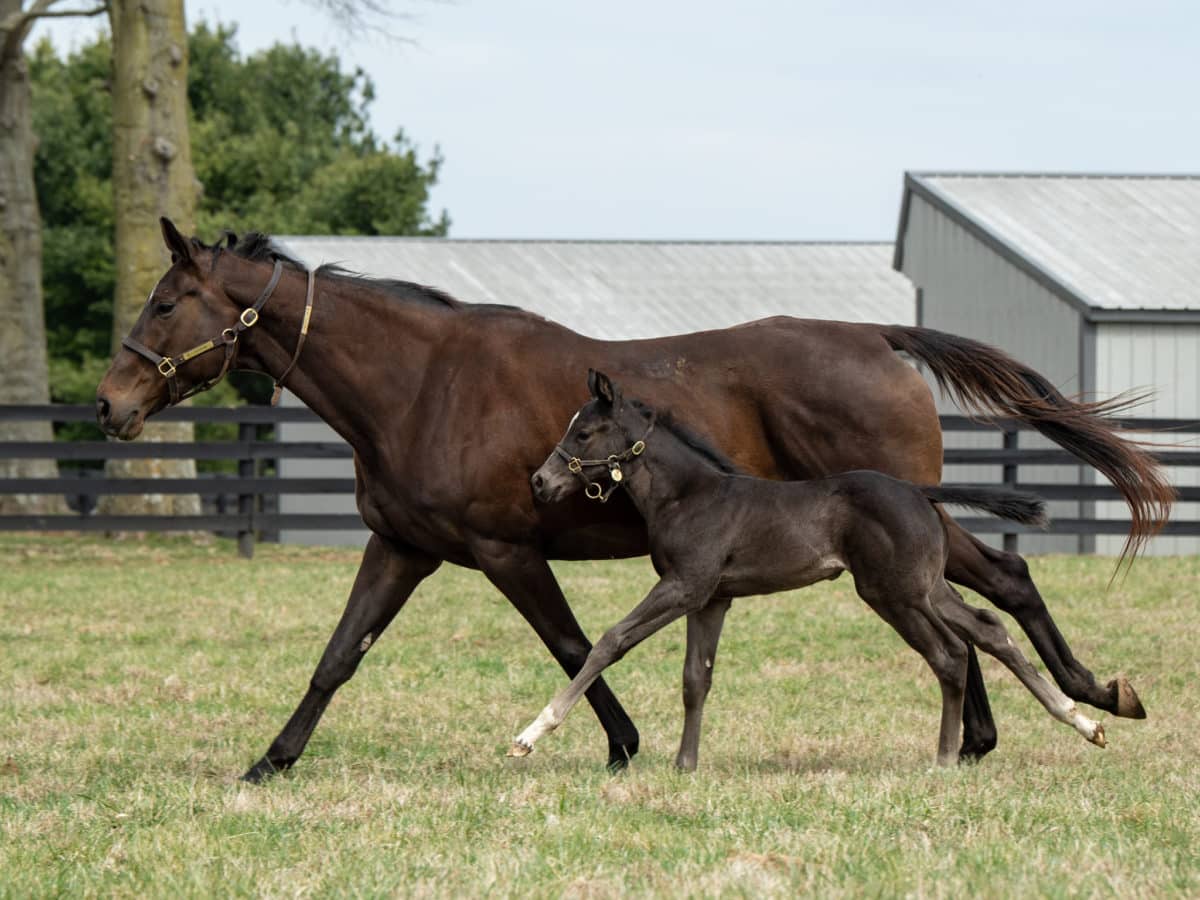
554;418;655;502
121;260;294;406
270;267;315;406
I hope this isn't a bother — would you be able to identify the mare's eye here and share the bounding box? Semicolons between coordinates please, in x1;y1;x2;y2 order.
156;302;176;318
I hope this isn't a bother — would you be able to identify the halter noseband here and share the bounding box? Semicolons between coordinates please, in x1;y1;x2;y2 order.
121;260;315;406
554;417;655;503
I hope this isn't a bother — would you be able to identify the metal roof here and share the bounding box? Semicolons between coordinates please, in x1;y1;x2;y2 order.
897;173;1200;315
276;238;915;340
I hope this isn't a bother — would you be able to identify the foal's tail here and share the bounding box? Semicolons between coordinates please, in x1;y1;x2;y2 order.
921;486;1048;528
881;324;1174;562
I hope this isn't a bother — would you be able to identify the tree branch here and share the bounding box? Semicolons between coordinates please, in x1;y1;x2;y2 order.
2;2;108;64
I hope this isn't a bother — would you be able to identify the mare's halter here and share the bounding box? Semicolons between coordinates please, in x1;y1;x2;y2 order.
121;260;315;406
554;417;655;502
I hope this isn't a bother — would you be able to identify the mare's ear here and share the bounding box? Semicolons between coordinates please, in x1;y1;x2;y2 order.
588;369;620;407
160;217;193;265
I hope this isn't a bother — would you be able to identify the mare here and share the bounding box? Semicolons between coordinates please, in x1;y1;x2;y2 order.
95;219;1168;781
513;371;1109;767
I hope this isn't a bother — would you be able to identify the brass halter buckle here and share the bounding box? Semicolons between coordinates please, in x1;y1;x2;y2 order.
239;308;259;328
156;358;177;378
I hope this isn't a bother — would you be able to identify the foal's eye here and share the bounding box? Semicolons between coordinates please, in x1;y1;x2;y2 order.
575;430;591;443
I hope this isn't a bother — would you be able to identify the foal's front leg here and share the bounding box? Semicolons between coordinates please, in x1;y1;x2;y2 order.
508;578;701;758
676;596;733;772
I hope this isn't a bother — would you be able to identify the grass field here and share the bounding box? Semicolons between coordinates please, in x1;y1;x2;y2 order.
1;533;1197;898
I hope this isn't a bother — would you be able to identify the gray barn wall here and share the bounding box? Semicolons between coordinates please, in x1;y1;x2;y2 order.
899;193;1086;553
1094;323;1200;555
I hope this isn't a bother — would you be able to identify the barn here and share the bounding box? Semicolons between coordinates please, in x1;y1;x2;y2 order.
895;172;1200;554
273;238;916;546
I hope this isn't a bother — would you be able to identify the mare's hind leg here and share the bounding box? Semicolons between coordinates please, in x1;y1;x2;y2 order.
944;517;1145;719
676;596;733;772
932;584;1107;748
242;535;440;783
859;586;969;767
509;577;702;757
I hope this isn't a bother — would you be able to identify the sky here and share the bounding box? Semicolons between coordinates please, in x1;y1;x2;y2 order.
35;0;1200;241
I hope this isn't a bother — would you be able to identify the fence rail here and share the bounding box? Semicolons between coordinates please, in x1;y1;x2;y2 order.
3;405;1198;556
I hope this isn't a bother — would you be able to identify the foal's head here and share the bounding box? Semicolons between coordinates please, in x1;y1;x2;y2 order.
531;370;653;504
95;218;265;439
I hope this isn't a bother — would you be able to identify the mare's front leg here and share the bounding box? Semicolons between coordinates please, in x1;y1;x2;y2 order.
471;539;640;770
508;577;702;758
944;519;1145;720
676;597;733;772
242;535;440;783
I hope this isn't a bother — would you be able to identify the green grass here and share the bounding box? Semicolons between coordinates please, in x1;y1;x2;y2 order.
1;533;1197;897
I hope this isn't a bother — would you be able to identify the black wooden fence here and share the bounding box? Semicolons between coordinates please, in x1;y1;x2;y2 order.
2;405;1198;557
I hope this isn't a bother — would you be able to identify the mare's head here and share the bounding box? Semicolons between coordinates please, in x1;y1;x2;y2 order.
531;370;653;504
96;218;257;439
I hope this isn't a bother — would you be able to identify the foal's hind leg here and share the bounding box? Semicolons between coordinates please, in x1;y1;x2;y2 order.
858;586;969;767
676;596;733;772
932;584;1107;748
944;518;1145;719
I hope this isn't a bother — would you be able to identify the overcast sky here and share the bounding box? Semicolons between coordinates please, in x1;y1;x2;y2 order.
35;1;1200;240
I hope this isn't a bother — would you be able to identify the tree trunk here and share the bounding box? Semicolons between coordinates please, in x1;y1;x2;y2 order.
102;0;200;517
0;0;64;515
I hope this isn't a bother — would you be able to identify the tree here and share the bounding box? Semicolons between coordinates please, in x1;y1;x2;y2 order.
0;0;103;514
100;0;200;517
31;21;448;402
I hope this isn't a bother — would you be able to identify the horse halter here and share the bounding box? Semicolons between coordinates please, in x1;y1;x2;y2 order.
554;417;655;503
121;260;315;406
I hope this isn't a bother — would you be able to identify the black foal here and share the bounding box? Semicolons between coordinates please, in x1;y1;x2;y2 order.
513;371;1107;768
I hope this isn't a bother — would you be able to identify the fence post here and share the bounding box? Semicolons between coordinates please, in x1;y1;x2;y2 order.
1002;425;1018;553
237;420;256;559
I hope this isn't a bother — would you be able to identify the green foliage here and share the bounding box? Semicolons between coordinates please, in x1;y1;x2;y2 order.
30;22;449;401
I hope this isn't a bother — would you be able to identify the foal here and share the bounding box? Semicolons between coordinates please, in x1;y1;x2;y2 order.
512;371;1108;768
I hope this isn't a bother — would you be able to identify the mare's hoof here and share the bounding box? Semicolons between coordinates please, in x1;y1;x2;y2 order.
1110;676;1146;719
507;740;533;758
240;757;284;784
607;738;639;773
1089;723;1107;749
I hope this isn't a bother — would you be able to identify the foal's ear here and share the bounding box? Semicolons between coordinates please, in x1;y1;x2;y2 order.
588;369;620;407
160;217;193;265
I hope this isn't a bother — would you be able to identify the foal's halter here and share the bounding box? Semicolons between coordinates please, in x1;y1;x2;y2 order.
121;260;315;406
554;418;655;502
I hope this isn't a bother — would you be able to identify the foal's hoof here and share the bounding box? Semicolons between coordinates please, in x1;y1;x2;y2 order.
1089;723;1107;749
1109;676;1146;719
507;740;533;758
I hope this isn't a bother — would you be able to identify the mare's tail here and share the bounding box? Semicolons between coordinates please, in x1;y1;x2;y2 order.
881;324;1173;561
921;486;1047;529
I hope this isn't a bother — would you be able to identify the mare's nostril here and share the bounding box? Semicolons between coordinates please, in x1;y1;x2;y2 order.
96;396;111;423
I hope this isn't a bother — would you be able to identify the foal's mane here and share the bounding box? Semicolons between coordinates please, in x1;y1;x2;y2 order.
629;399;743;475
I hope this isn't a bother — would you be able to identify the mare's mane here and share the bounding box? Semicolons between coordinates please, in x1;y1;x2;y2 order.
628;399;743;475
199;230;518;313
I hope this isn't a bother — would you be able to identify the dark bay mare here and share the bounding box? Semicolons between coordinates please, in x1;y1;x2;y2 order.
95;219;1169;781
513;371;1109;767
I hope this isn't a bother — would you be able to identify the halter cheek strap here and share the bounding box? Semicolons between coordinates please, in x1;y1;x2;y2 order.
554;418;654;502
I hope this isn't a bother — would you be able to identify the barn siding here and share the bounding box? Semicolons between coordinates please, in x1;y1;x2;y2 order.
1094;323;1200;555
899;194;1086;553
